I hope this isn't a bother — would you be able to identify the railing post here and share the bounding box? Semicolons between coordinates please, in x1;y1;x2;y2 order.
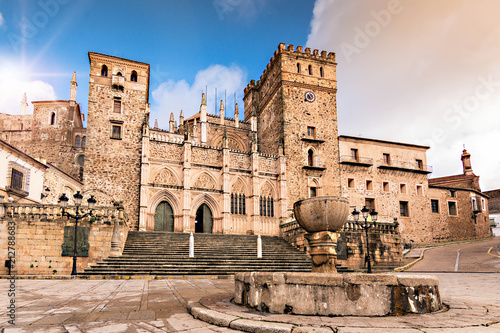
189;232;194;258
257;234;262;258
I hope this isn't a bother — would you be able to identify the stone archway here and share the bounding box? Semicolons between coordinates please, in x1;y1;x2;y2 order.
154;201;174;232
195;204;213;233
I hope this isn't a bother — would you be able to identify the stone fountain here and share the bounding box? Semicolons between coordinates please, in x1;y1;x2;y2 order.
234;196;443;316
293;196;350;273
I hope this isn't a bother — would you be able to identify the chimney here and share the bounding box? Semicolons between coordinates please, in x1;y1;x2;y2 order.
461;149;473;175
20;93;28;115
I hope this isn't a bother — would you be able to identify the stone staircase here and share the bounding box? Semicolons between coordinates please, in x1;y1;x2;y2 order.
83;232;312;276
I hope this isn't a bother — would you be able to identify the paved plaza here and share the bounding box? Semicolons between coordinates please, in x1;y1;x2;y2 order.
1;238;500;332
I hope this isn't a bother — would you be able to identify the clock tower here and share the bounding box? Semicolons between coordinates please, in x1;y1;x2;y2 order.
243;43;340;217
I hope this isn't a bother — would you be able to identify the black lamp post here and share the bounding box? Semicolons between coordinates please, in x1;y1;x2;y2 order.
351;206;378;273
59;191;96;276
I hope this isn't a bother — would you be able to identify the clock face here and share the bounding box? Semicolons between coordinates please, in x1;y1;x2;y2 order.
305;91;316;102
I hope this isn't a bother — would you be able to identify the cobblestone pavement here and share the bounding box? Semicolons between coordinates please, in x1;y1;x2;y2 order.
0;278;239;332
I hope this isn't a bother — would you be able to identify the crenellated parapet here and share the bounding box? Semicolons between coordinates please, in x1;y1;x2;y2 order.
244;43;336;96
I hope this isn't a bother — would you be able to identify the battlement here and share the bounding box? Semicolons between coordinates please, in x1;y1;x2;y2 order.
278;43;335;61
244;43;336;94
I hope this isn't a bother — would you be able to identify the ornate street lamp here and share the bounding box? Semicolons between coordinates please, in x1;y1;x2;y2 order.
352;206;378;273
59;191;96;276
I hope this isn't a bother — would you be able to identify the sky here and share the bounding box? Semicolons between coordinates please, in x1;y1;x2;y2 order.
0;0;499;190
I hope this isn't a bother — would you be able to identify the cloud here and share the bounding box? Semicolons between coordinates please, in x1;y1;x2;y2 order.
0;12;4;28
213;0;266;22
0;61;56;114
151;64;247;129
307;0;500;190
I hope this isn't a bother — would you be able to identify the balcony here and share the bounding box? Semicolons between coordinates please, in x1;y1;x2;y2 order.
340;155;373;167
112;75;125;91
301;137;325;144
6;185;29;198
378;159;433;174
302;161;326;171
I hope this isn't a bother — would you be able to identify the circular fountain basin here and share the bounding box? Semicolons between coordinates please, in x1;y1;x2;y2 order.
234;272;442;316
293;196;350;232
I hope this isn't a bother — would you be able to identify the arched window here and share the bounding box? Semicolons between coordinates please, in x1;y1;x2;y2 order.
74;135;81;147
308;149;314;166
320;67;324;77
308;65;312;75
101;65;108;77
50;112;56;125
116;72;123;77
130;70;138;82
81;136;86;148
297;63;301;73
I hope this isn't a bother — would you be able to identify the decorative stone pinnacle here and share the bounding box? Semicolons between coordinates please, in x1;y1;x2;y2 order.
201;92;207;105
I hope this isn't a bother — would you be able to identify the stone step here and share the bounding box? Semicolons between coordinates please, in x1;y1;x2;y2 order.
85;231;312;276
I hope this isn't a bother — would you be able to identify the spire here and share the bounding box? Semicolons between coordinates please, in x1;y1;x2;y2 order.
461;148;473;175
154;119;158;128
70;71;77;101
179;110;185;135
200;92;207;123
234;103;239;128
20;93;27;115
219;99;224;125
169;112;175;132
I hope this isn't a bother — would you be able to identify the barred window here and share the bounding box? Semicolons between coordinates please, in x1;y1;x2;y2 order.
11;169;24;191
259;196;274;217
231;193;246;215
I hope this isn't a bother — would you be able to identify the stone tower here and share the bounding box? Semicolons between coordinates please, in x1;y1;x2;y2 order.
84;52;150;228
243;43;340;216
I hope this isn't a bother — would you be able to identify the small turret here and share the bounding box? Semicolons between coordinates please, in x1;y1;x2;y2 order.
20;93;27;115
200;93;207;143
178;110;185;134
169;113;175;133
154;119;158;128
70;72;77;102
234;103;239;128
219;100;224;125
193;118;198;137
461;148;473;175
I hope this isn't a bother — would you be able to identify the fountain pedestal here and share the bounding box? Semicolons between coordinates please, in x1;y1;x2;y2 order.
305;231;339;273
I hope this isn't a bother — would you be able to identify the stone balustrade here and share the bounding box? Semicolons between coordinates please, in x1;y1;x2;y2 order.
0;203;127;226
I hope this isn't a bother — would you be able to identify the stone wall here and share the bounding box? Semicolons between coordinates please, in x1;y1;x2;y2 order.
84;53;150;229
0;101;85;181
0;203;128;275
428;186;490;241
244;43;341;218
281;220;402;270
